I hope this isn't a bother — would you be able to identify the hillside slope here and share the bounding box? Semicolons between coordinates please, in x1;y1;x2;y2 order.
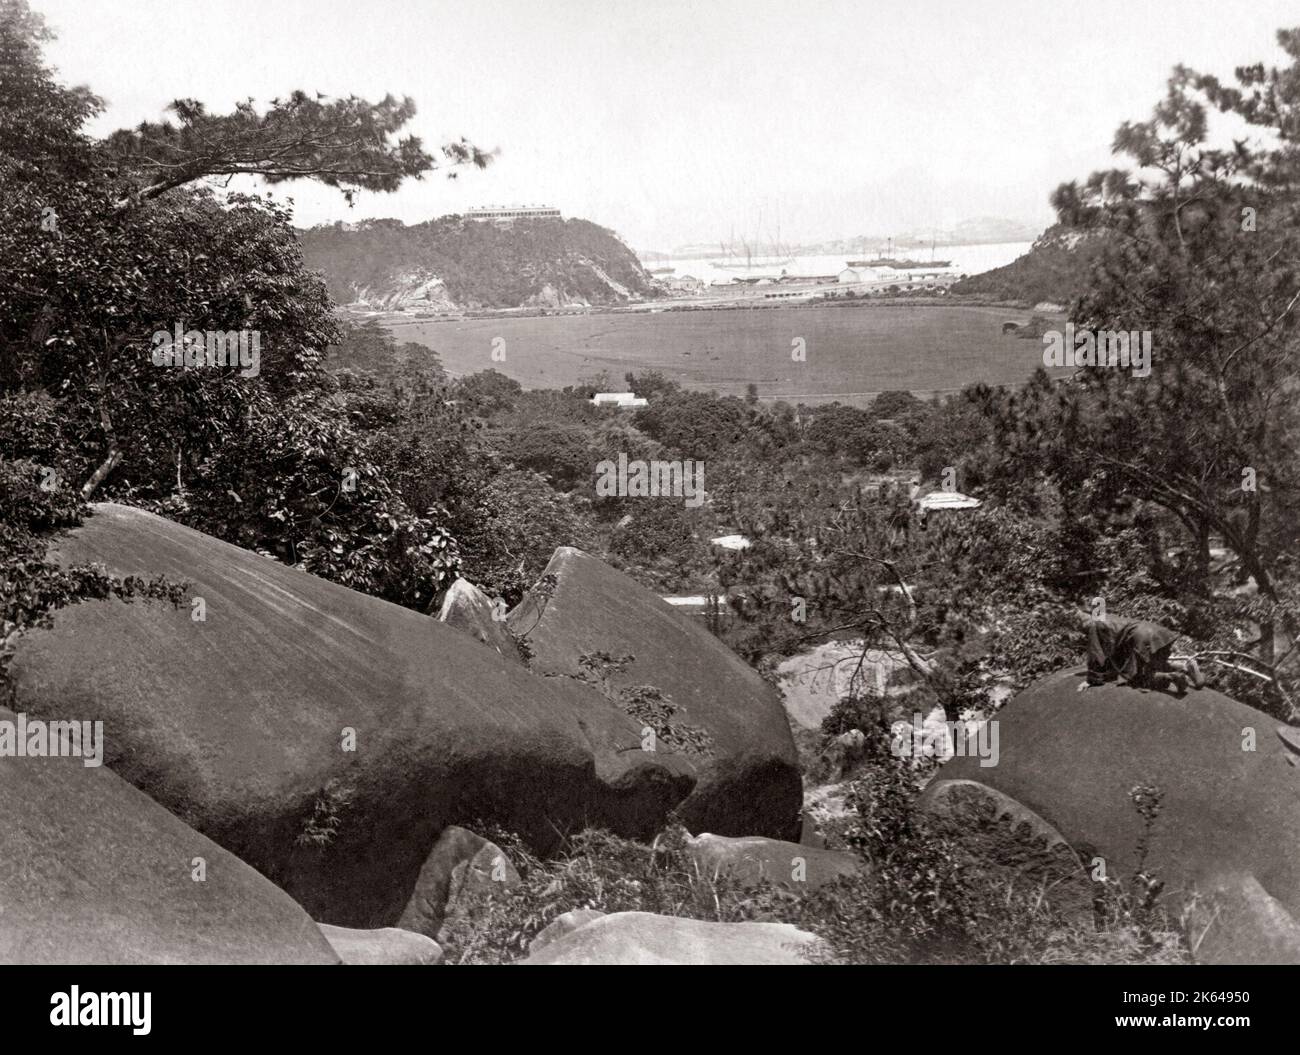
300;216;659;311
951;223;1107;305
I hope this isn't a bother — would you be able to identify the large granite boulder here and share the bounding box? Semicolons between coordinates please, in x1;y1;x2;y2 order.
398;825;519;941
508;547;802;839
924;668;1300;961
685;833;865;890
776;640;912;730
1187;873;1300;965
9;504;700;928
0;707;336;965
528;909;609;955
925;778;1076;856
1185;873;1300;966
317;924;443;965
520;911;827;965
436;577;522;666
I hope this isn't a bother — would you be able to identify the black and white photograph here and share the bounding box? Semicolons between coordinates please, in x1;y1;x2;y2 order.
1;0;1298;1029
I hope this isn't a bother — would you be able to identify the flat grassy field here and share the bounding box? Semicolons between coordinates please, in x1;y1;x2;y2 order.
384;302;1065;405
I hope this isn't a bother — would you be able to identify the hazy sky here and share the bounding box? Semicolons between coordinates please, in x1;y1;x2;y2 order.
36;0;1300;249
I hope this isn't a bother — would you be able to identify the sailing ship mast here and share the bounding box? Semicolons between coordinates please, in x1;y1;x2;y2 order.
711;206;793;270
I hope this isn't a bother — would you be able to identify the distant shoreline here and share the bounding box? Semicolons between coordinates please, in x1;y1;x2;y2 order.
359;292;1055;328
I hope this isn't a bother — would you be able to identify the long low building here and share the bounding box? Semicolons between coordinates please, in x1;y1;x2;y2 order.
467;205;562;222
839;265;954;284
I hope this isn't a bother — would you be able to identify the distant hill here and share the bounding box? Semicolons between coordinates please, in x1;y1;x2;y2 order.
300;216;660;311
895;216;1042;246
950;223;1107;305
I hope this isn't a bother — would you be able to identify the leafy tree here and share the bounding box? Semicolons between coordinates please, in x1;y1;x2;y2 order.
624;370;680;399
451;468;596;605
607;503;711;590
0;0;483;612
803;403;903;466
870;390;922;420
1040;30;1300;690
104;92;488;206
149;385;460;608
326;317;446;386
632;389;752;459
455;369;523;415
502;423;596;492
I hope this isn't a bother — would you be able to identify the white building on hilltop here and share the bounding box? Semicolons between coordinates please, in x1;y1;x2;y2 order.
467;205;562;224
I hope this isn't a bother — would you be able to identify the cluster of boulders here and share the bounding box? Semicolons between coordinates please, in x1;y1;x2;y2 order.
777;639;1300;964
7;502;1296;964
1;503;844;964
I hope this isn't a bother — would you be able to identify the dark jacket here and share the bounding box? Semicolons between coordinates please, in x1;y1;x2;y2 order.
1086;615;1180;686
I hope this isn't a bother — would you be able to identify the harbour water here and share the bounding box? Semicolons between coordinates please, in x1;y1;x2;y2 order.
642;241;1034;285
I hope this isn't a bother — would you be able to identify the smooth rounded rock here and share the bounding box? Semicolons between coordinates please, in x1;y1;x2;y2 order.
0;707;337;965
1187;873;1300;965
926;669;1300;922
318;924;443;965
520;911;827;965
437;577;523;665
686;832;865;889
528;909;608;955
508;546;802;839
398;825;520;941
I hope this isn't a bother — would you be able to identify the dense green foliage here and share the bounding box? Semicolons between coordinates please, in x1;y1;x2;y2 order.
0;0;477;611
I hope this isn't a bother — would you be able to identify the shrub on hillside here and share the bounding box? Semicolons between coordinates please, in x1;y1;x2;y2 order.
442;763;1190;964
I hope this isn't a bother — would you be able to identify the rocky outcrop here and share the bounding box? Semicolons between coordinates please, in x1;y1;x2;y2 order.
685;833;865;890
1188;874;1300;965
924;778;1077;857
0;706;337;965
508;547;803;840
925;669;1300;962
804;779;856;831
520;911;827;965
398;826;519;941
776;641;913;730
799;812;826;847
436;578;522;666
349;270;457;312
523;282;586;309
9;504;704;929
317;924;443;965
528;909;608;955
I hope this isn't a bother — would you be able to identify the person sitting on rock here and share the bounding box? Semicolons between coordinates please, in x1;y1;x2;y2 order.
1076;611;1205;695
